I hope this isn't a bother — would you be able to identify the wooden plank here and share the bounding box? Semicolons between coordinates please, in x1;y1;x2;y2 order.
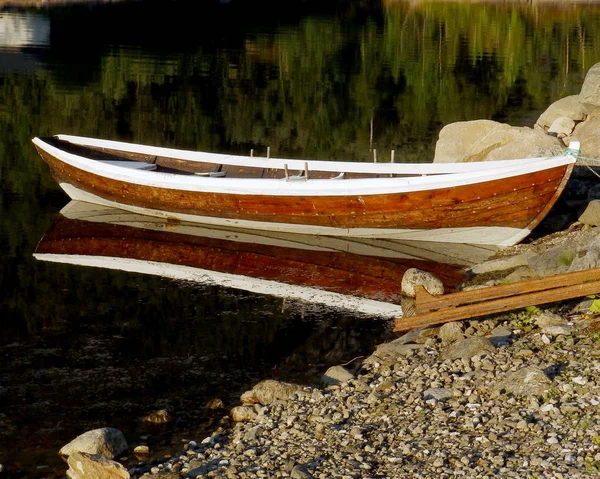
394;279;600;332
415;267;600;314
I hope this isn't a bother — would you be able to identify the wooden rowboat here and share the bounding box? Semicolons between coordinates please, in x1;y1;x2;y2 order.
32;135;577;247
34;202;472;317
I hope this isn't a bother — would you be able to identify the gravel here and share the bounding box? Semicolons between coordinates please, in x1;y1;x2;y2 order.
132;306;600;479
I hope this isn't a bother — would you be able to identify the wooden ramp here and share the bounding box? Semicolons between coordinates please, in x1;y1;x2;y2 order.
393;268;600;333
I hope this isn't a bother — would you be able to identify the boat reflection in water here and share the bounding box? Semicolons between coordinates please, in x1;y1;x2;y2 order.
34;202;498;317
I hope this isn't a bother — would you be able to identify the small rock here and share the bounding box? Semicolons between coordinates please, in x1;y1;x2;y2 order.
488;327;512;347
542;324;574;336
59;428;128;460
143;409;173;425
441;337;496;361
291;464;313;479
321;365;354;386
493;366;552;398
439;322;464;344
133;445;150;455
401;268;444;298
66;452;129;479
423;388;453;401
205;398;225;409
534;311;566;328
240;379;302;405
230;405;258;422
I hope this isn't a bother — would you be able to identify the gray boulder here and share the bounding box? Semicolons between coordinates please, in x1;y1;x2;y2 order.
59;428;128;460
240;379;302;405
66;452;129;479
401;268;444;298
441;337;495;361
536;95;586;130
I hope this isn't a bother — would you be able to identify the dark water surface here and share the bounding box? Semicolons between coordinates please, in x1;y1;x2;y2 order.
2;0;600;477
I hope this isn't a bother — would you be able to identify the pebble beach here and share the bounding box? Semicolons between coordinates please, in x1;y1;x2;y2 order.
131;304;600;479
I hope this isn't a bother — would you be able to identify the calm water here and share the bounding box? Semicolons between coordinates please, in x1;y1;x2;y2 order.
2;0;600;476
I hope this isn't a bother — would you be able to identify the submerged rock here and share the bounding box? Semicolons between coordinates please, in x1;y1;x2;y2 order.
143;409;173;425
59;427;128;460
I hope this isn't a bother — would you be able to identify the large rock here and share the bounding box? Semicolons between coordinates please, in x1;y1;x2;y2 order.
578;200;600;226
59;428;128;460
66;452;129;479
493;366;552;398
548;117;576;137
482;127;563;161
571;114;600;158
434;121;562;163
579;62;600;113
401;268;444;298
434;120;510;163
441;337;495;360
528;230;598;276
240;379;302;406
536;95;586;130
568;234;600;271
321;365;354;386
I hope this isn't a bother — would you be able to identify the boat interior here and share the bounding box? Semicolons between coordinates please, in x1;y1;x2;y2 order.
42;136;416;180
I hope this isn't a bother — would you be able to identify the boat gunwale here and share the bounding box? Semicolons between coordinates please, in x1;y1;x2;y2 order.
51;134;576;176
33;137;577;197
